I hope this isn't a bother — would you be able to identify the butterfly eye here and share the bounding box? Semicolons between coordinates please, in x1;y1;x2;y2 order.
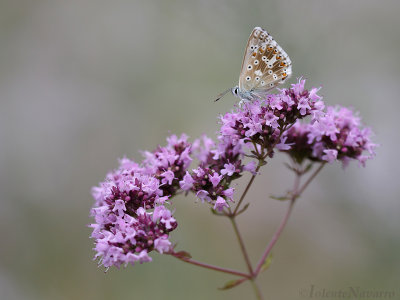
234;87;239;95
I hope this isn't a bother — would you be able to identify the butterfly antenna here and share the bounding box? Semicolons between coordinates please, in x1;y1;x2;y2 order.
214;88;231;102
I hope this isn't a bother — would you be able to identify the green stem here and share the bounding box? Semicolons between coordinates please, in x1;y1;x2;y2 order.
232;164;261;215
250;279;264;300
234;129;285;215
229;216;254;275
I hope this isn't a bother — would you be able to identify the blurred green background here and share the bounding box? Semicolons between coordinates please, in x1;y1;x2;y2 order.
1;0;399;299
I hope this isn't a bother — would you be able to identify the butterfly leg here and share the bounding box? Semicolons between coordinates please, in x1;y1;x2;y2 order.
238;99;250;107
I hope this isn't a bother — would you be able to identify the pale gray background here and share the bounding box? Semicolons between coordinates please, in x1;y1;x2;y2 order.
1;1;399;299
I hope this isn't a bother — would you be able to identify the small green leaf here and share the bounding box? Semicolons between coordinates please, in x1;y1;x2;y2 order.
261;253;273;272
303;163;313;174
244;154;258;159
210;208;220;215
236;203;250;216
284;162;297;172
210;207;227;216
175;251;192;259
218;278;246;290
270;194;289;201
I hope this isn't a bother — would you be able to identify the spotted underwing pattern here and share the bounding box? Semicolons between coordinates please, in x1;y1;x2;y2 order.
238;27;292;97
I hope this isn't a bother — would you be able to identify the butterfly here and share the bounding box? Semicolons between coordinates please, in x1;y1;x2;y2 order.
215;27;292;103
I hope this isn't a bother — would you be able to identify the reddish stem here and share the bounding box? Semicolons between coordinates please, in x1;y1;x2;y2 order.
168;252;251;279
254;197;295;275
254;163;325;275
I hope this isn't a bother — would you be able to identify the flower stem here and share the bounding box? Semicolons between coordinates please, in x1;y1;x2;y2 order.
254;195;295;275
254;163;325;275
250;279;264;300
229;215;254;275
168;252;251;278
233;165;261;215
234;130;285;216
297;162;325;196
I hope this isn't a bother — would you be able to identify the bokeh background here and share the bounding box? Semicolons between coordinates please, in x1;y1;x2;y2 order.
1;1;399;299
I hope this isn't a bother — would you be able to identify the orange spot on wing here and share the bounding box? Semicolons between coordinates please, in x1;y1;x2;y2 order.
252;52;257;57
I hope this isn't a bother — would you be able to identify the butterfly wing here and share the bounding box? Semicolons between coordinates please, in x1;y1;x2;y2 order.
238;27;292;97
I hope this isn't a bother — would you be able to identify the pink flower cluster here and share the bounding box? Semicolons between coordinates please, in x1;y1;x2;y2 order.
220;79;325;155
179;135;255;211
142;134;192;196
283;106;377;166
90;135;191;268
89;78;377;269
